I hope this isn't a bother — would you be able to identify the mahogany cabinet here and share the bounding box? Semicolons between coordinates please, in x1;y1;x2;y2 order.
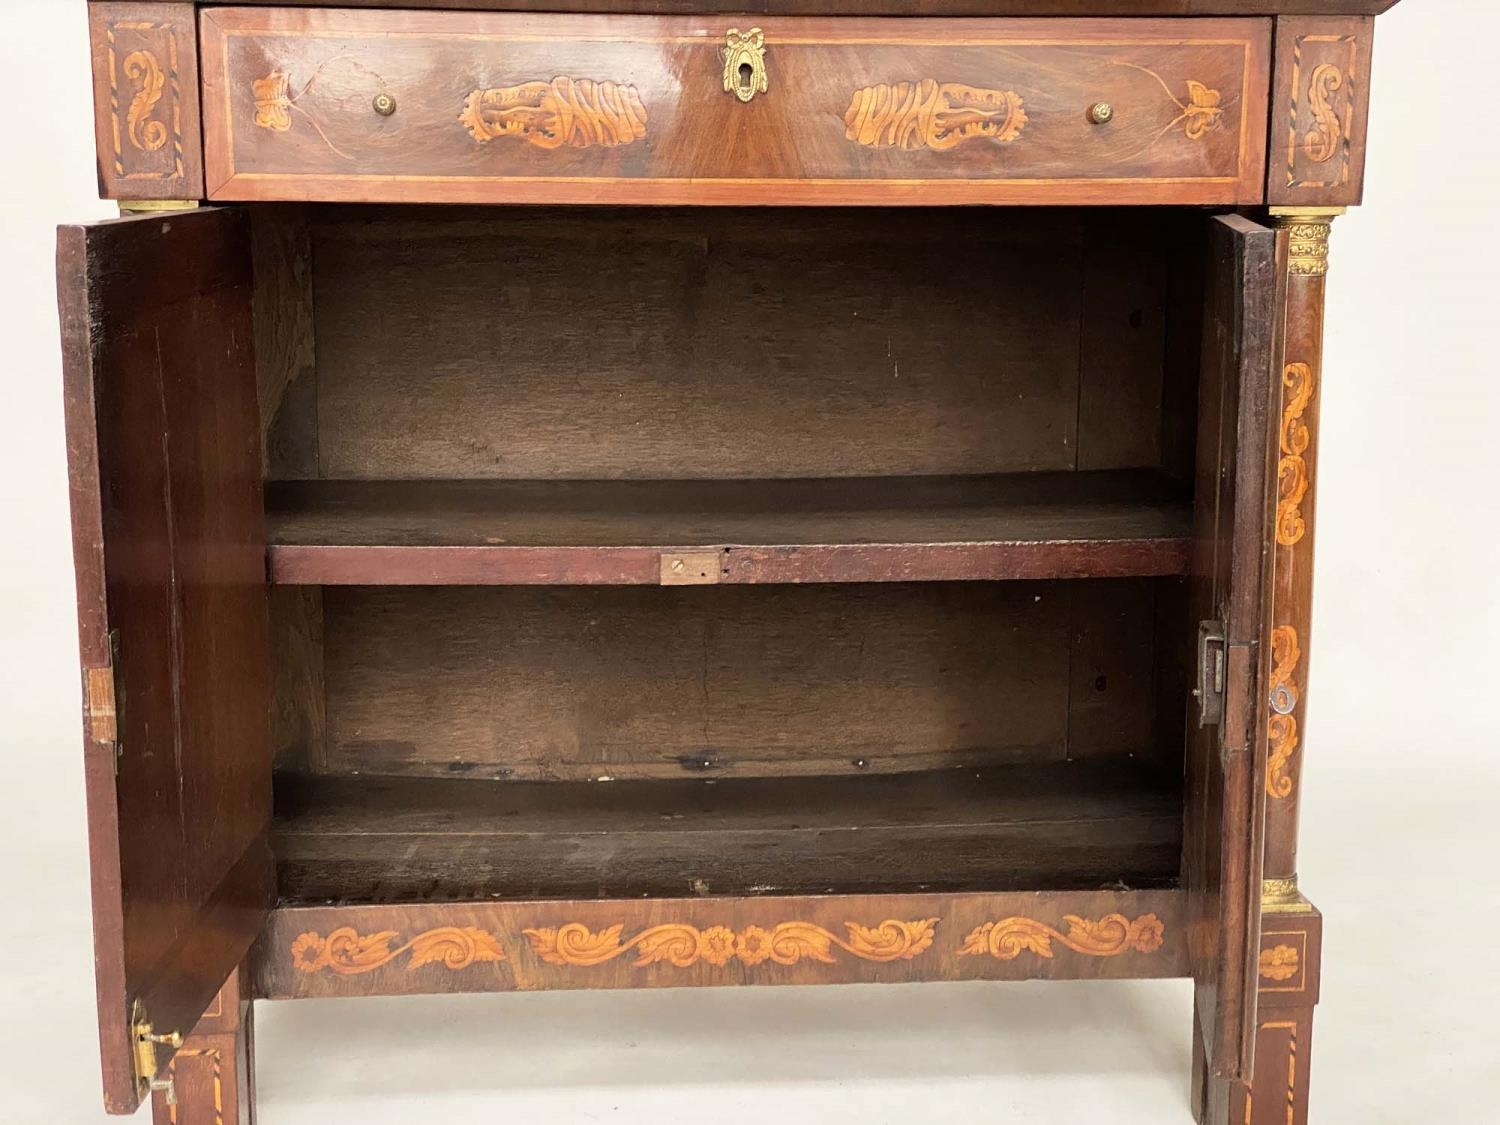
60;2;1394;1121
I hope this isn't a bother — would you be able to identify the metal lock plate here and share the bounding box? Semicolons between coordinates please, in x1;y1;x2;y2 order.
1195;619;1226;727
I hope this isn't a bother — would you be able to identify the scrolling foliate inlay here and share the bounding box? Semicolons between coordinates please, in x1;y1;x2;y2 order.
844;81;1027;151
1267;626;1302;800
524;919;938;968
105;21;184;180
123;50;167;152
461;78;648;150
1277;361;1316;545
1287;35;1357;189
959;913;1164;960
291;926;507;975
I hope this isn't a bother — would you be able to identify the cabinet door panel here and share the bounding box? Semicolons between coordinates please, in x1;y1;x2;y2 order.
58;208;273;1114
1186;212;1278;1080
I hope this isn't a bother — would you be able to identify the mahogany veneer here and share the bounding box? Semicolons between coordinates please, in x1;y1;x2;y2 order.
61;2;1396;1122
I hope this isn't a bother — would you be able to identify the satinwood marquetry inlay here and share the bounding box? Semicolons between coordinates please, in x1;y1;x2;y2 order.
251;60;393;159
524;919;938;967
1111;62;1223;140
461;78;647;149
1267;625;1302;799
1287;34;1358;189
105;20;185;181
164;1048;224;1125
252;71;294;133
1259;944;1301;983
123;50;167;152
959;913;1164;960
844;82;1027;151
1277;361;1315;545
291;926;507;975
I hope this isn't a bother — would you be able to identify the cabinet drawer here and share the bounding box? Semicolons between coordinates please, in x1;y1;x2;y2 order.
201;9;1269;205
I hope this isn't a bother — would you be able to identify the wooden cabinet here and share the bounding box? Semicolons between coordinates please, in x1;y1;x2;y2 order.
63;3;1395;1122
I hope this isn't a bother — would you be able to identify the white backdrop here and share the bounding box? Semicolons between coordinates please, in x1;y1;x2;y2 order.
1;1;1496;1121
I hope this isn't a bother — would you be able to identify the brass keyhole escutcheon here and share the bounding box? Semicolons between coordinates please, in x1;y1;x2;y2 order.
1087;101;1115;125
723;27;768;103
373;92;397;117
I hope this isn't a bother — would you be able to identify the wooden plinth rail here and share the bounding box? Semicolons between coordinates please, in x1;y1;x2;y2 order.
253;889;1185;999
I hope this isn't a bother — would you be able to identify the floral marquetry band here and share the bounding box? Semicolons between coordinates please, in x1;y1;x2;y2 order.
287;913;1169;979
523;919;939;968
959;913;1165;961
291;926;507;975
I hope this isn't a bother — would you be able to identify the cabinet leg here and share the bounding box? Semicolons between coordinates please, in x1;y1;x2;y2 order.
1233;1005;1316;1125
1192;903;1322;1125
152;970;255;1125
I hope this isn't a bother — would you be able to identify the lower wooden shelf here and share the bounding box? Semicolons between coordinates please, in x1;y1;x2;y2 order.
273;759;1182;905
265;471;1191;585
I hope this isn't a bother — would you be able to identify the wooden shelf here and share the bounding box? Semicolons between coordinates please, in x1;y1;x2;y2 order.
265;471;1191;585
272;759;1183;905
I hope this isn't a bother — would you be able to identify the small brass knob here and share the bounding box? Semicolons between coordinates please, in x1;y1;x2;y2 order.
373;92;397;117
1087;101;1114;125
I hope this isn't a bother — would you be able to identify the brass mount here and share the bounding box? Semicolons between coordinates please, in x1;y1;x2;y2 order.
130;998;182;1101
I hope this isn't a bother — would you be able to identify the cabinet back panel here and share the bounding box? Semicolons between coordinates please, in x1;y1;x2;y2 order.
305;579;1162;782
306;208;1169;480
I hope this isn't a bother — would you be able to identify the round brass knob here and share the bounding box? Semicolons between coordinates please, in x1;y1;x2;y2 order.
373;92;397;117
1087;101;1114;125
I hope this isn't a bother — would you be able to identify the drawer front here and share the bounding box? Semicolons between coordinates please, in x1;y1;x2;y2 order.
202;10;1269;205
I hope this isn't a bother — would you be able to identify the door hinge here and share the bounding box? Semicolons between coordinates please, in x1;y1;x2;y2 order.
1194;620;1226;727
130;998;181;1104
85;630;122;771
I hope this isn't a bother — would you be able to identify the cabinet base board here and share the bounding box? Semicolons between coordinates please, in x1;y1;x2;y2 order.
252;888;1185;999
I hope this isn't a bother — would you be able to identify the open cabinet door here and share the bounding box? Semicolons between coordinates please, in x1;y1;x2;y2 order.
1186;213;1280;1081
58;208;273;1113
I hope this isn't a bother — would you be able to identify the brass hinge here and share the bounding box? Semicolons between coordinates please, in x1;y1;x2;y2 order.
118;199;200;216
130;998;181;1104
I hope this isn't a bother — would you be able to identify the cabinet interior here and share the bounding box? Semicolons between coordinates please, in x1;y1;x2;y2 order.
256;204;1209;906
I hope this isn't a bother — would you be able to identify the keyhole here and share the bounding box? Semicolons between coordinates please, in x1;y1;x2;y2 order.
738;61;754;93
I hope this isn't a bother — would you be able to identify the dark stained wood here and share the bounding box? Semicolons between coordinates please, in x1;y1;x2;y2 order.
265;472;1192;585
302;207;1166;481
306;580;1165;782
1184;214;1278;1083
1268;17;1374;207
1078;215;1172;471
201;11;1270;206
88;2;203;201
58;209;274;1113
252;206;318;479
273;760;1182;904
269;587;326;773
252;887;1187;1001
